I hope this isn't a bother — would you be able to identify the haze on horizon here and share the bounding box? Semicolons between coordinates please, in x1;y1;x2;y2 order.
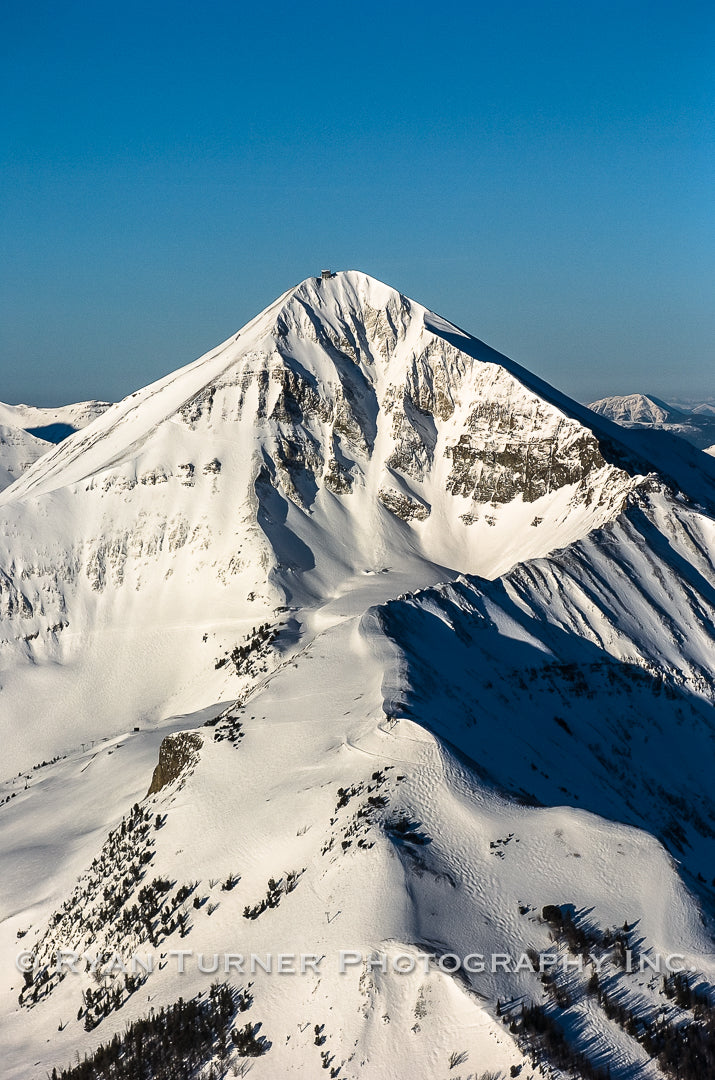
1;0;712;409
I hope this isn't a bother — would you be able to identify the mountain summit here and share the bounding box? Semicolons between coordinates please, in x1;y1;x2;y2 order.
2;272;715;1079
0;271;647;766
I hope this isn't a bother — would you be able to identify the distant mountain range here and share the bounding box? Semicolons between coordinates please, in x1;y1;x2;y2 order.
589;392;715;452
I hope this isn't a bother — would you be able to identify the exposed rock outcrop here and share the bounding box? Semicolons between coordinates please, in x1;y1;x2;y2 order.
147;732;203;796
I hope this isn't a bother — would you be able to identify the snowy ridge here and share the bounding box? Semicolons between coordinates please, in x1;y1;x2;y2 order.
2;272;715;1079
0;399;113;492
0;399;111;435
378;485;715;884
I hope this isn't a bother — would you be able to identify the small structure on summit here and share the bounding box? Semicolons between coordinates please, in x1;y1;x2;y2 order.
321;269;333;281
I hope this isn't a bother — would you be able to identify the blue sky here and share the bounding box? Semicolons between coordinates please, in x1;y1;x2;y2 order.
1;0;713;407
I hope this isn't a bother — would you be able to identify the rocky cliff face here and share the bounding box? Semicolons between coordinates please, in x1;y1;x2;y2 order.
147;732;203;795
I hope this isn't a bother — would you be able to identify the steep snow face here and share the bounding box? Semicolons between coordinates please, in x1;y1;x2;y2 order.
378;485;715;889
0;273;647;770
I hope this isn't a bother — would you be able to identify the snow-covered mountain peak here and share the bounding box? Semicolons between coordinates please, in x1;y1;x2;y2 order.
0;270;653;777
0;272;417;500
4;275;715;1079
2;270;637;518
588;391;715;454
0;272;647;605
589;392;684;425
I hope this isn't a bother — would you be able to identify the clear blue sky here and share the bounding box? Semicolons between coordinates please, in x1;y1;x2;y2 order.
1;0;713;407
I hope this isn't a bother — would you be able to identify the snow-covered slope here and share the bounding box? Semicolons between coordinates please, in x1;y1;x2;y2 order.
0;399;111;440
379;486;715;888
589;393;715;451
2;272;715;1080
0;399;113;491
0;424;52;490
